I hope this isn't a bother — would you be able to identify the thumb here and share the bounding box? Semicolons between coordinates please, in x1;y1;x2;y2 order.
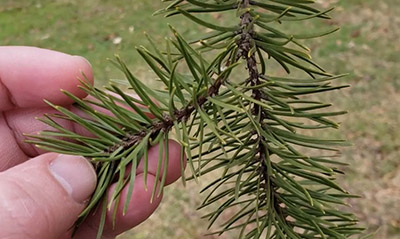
0;153;97;239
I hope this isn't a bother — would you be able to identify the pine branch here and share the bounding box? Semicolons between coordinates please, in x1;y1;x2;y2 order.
27;1;364;238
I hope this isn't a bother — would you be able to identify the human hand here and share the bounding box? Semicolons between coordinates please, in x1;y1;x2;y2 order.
0;46;183;239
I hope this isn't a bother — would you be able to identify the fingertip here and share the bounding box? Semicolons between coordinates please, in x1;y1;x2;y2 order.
109;174;162;221
74;174;162;238
61;55;94;101
71;55;94;85
49;154;97;203
0;47;95;108
0;153;89;238
136;139;186;186
165;140;186;185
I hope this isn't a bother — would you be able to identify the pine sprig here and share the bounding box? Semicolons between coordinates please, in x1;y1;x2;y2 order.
27;0;363;238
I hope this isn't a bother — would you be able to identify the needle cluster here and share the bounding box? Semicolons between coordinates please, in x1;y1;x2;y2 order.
28;1;363;238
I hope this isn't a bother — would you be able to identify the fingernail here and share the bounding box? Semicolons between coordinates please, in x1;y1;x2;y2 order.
72;55;92;68
49;154;97;203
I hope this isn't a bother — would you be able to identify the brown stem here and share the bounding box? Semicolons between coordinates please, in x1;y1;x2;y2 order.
237;0;289;224
106;74;226;153
237;0;269;190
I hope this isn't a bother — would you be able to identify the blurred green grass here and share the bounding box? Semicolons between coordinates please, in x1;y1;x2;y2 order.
1;0;399;238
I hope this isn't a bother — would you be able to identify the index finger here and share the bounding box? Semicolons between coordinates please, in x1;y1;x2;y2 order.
0;46;93;111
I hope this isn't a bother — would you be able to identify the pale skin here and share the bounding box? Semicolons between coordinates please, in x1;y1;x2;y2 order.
0;46;184;239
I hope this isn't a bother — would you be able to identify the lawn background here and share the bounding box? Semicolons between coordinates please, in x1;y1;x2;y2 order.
1;0;399;238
